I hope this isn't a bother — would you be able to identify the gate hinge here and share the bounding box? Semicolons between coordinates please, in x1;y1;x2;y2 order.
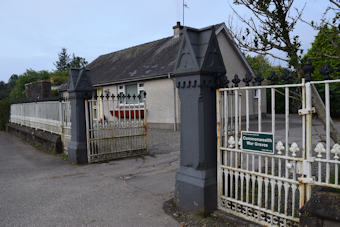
298;177;314;184
296;159;314;175
298;107;315;116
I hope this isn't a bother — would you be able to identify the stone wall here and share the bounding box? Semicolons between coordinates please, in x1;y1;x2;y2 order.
6;122;62;154
25;81;51;100
300;189;340;227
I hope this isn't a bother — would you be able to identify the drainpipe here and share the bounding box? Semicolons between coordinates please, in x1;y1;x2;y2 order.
168;73;177;132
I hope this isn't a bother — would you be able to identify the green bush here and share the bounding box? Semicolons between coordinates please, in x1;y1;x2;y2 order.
0;99;10;131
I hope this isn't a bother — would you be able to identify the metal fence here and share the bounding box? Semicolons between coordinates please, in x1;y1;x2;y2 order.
217;75;340;226
85;93;147;163
10;100;71;153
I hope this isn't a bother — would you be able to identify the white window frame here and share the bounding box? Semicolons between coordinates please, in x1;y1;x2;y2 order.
117;82;145;105
254;89;259;99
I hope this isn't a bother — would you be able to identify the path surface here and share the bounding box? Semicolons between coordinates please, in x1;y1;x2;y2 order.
0;129;180;227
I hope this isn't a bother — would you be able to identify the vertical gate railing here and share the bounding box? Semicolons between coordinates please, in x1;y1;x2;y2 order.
85;93;147;163
308;79;340;189
217;81;306;226
217;74;340;226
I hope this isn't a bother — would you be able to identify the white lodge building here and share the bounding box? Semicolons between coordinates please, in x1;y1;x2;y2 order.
60;22;266;129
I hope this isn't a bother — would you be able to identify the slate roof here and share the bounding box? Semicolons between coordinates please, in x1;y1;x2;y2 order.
58;22;253;91
87;36;181;87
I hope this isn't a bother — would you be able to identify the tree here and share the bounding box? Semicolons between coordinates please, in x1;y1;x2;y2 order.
228;0;340;142
9;69;50;101
49;70;69;86
303;26;340;79
0;98;10;130
304;27;340;118
228;0;306;75
7;74;18;89
54;48;70;72
69;54;88;69
54;48;88;72
0;81;8;100
246;55;274;78
301;0;340;60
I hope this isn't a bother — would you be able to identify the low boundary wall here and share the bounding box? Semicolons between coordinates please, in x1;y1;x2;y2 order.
6;122;62;154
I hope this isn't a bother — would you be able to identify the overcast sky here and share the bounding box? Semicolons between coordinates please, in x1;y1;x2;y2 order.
0;0;331;82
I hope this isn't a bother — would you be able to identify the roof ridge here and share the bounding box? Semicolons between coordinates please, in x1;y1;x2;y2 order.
98;36;175;59
94;23;225;60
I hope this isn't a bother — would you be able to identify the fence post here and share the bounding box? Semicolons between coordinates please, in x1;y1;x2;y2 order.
67;68;93;164
173;26;226;215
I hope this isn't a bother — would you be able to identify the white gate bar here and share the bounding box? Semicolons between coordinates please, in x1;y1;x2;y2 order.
219;83;304;92
325;82;330;184
305;82;312;200
224;91;228;147
271;88;275;177
285;87;289;179
216;89;222;200
235;90;239;150
258;88;261;132
310;78;340;84
230;91;233;131
245;90;249;131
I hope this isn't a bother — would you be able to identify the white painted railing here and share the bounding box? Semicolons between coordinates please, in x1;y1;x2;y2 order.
217;78;340;226
86;94;147;163
10;100;71;153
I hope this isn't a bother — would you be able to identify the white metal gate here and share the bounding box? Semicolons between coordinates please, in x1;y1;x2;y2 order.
217;79;340;226
85;93;147;163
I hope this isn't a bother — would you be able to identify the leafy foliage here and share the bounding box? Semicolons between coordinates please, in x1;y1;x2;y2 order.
229;0;305;76
7;74;18;89
246;55;275;78
229;0;339;80
54;48;88;72
303;26;340;81
54;48;70;72
0;99;10;130
9;69;50;101
0;47;88;130
49;71;69;86
303;26;340;118
0;81;9;100
246;55;287;113
69;54;88;69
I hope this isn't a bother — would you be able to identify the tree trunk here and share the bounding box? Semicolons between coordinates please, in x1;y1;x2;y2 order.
311;84;340;143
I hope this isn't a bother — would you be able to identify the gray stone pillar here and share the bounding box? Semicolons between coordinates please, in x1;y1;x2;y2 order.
67;68;93;164
174;26;226;214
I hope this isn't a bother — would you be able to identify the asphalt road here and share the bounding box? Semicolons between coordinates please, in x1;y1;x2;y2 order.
0;130;180;227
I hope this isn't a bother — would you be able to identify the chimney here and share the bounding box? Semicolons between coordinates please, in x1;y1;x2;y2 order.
173;21;183;38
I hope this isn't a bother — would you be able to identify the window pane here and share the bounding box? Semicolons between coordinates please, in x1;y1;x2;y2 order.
125;84;138;104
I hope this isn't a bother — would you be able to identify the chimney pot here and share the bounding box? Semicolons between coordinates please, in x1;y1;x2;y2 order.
173;21;183;38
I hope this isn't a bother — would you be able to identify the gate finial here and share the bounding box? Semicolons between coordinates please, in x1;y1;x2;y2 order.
254;72;264;85
276;141;285;155
303;59;314;82
242;72;252;86
282;69;293;84
331;144;340;160
268;71;278;85
320;62;334;80
232;74;241;87
314;143;325;158
289;142;299;157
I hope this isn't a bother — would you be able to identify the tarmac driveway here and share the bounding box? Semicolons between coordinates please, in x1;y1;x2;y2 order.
0;129;180;227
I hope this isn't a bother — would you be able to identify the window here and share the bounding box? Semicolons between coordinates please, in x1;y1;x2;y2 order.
254;89;259;99
117;82;145;104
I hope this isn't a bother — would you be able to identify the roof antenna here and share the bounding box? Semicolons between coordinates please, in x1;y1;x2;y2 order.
183;0;189;26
